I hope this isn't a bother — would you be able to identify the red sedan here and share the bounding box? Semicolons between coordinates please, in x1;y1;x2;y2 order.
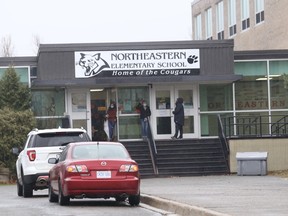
48;142;140;206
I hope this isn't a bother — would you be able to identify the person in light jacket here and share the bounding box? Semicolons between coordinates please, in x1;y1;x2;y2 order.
171;97;184;139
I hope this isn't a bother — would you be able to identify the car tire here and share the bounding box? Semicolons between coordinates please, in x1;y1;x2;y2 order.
21;171;33;198
48;184;58;203
128;193;140;206
58;180;70;206
22;181;33;197
17;179;23;197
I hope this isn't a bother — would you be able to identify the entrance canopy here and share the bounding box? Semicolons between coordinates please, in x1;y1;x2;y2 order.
33;40;241;88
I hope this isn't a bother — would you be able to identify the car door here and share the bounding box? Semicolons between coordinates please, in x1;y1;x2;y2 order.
49;147;68;193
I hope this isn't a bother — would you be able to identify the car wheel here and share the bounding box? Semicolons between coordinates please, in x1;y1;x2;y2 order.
21;170;33;197
58;180;70;206
22;181;33;198
17;179;23;197
128;193;140;206
115;196;127;202
48;183;58;203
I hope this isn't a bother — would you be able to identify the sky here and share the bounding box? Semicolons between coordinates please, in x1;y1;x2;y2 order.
0;0;194;57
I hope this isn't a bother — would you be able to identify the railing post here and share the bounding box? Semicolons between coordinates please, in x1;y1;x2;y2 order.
146;121;158;175
259;116;262;136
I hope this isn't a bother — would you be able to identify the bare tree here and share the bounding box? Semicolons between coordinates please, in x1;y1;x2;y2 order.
33;34;41;55
1;35;14;57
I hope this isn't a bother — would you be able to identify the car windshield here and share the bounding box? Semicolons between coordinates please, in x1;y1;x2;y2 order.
72;144;130;160
34;132;89;147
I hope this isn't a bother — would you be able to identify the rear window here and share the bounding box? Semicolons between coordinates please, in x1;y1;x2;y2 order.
72;144;130;160
31;132;89;147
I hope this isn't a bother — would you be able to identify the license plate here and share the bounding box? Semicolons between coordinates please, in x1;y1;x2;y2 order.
96;171;111;178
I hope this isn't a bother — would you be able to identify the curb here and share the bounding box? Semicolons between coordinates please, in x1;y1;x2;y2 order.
141;194;230;216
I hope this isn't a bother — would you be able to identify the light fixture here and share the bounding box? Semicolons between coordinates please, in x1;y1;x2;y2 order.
256;77;272;81
90;89;104;92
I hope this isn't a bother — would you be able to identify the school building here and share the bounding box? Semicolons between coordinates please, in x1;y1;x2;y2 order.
1;0;288;176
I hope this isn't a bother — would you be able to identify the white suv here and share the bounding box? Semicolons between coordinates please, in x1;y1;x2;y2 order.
16;128;90;197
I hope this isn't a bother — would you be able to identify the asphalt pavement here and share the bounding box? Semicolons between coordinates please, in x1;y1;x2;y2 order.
140;174;288;216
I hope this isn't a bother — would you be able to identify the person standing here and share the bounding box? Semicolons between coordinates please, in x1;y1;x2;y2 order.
171;97;184;139
106;102;117;141
136;100;151;139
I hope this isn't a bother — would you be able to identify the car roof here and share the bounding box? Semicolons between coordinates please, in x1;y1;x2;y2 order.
28;127;87;136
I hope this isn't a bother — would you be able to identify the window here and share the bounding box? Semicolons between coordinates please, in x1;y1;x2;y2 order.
200;84;233;111
228;0;237;37
235;112;270;135
30;66;37;77
241;0;250;30
205;8;212;40
194;14;202;40
234;61;268;110
200;113;233;136
269;60;288;109
0;66;29;85
117;87;149;114
32;89;66;128
255;0;264;24
117;87;149;139
216;1;224;40
32;89;65;116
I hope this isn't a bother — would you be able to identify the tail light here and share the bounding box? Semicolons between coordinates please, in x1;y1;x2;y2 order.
27;150;36;161
66;165;88;173
119;164;139;172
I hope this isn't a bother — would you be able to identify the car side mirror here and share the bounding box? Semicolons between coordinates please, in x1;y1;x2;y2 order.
48;158;59;164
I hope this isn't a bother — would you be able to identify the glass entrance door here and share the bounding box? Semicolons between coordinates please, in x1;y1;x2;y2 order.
67;89;92;137
152;86;174;139
175;85;198;138
151;85;198;139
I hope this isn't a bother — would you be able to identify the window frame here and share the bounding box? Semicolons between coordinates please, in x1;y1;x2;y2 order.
194;13;202;40
255;0;264;24
205;7;213;40
228;0;237;37
241;0;250;31
216;1;224;40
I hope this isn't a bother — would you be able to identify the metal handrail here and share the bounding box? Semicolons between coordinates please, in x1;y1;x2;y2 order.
217;114;230;170
271;115;288;135
221;114;288;138
146;120;158;175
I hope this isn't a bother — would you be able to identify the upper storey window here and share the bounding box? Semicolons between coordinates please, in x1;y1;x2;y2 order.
205;8;213;40
241;0;250;30
216;1;224;39
255;0;264;24
228;0;237;37
194;13;202;40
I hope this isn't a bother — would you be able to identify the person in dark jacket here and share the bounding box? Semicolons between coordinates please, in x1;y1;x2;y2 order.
106;102;117;141
171;97;184;139
136;100;151;138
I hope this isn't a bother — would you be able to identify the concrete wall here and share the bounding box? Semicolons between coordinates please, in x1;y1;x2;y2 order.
0;168;9;183
229;138;288;173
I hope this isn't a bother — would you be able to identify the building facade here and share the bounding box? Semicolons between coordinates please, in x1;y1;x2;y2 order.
191;0;288;172
1;0;288;143
191;0;288;135
192;0;288;50
0;40;240;141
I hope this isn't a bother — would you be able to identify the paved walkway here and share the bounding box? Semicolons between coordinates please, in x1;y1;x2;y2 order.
140;175;288;216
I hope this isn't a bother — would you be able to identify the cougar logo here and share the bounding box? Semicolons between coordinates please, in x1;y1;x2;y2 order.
77;53;109;77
